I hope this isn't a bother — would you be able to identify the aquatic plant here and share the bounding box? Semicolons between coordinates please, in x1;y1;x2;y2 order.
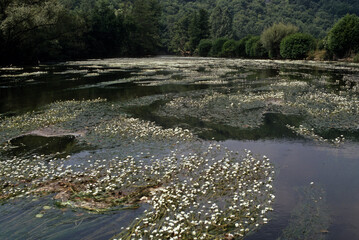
278;184;330;240
286;125;345;146
113;146;275;240
92;116;193;142
0;96;276;239
158;91;284;129
0;98;106;143
286;91;359;131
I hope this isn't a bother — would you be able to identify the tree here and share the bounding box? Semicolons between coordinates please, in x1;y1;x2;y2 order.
327;14;359;58
169;14;191;55
210;38;228;57
210;6;232;39
221;39;237;57
188;9;209;53
0;0;76;63
245;36;267;58
197;39;212;57
236;35;252;58
130;0;162;55
260;23;298;58
86;0;125;57
280;33;315;59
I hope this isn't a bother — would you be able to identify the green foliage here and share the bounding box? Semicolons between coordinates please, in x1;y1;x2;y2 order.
189;9;210;53
0;0;75;63
280;33;316;60
197;39;212;57
85;0;125;57
245;36;267;58
169;15;191;55
210;6;232;39
354;53;359;63
129;0;162;55
260;23;298;59
0;0;163;64
2;0;359;64
221;39;237;57
236;36;252;58
210;38;228;57
327;14;359;58
317;39;325;50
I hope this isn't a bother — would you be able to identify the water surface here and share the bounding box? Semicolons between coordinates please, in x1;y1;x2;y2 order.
1;57;359;239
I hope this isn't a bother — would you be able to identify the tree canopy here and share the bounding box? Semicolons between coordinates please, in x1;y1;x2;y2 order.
260;23;298;59
327;14;359;58
1;0;359;64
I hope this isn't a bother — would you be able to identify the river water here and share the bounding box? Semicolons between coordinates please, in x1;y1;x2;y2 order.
1;57;359;239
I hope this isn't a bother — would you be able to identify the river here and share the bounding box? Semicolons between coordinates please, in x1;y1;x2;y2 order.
1;56;359;239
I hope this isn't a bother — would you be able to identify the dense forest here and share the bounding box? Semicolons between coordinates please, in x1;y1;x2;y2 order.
1;0;359;64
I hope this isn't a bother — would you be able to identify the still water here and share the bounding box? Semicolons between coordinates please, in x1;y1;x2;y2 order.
0;57;359;239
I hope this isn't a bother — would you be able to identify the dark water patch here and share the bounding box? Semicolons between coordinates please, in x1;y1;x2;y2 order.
223;140;359;240
6;134;85;156
0;196;147;240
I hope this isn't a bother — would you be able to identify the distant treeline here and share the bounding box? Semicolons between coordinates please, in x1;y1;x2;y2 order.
0;0;162;64
173;10;359;61
1;0;359;64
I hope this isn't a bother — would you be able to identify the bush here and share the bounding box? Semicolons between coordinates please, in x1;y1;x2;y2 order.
280;33;316;59
236;36;252;57
210;38;228;56
354;53;359;63
197;39;213;57
245;36;268;58
221;39;237;57
260;23;298;59
317;39;325;50
327;14;359;58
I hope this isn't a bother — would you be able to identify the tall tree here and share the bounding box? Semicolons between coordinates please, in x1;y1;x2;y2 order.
86;0;125;57
188;9;209;53
130;0;162;55
169;14;191;55
210;6;232;39
0;0;74;63
260;22;298;58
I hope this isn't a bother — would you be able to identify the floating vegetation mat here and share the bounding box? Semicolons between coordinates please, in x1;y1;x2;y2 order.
2;57;359;239
157;90;284;129
0;98;106;143
139;67;359;143
278;184;330;240
0;96;275;238
286;91;359;131
113;146;274;240
286;125;345;145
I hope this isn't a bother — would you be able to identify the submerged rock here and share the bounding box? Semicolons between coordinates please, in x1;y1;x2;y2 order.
8;128;85;155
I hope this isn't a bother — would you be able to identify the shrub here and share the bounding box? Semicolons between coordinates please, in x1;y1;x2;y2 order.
327;14;359;58
280;33;316;59
260;23;298;59
221;39;237;57
210;38;228;56
307;50;327;61
354;53;359;63
197;39;212;57
317;39;325;50
245;36;268;58
236;36;252;57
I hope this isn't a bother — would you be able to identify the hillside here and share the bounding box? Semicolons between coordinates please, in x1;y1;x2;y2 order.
160;0;359;42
